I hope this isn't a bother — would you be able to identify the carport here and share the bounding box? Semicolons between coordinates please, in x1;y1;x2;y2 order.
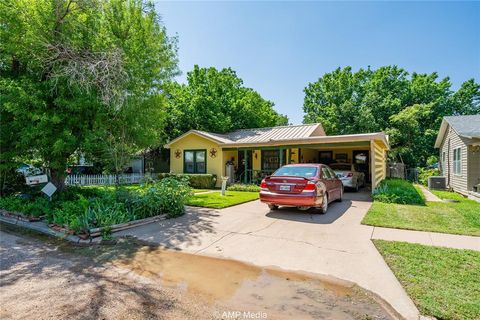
165;123;390;189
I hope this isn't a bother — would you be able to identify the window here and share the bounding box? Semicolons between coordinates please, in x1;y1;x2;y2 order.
272;166;318;178
318;151;333;164
262;150;286;171
329;163;352;171
321;167;332;179
453;147;461;175
184;150;206;174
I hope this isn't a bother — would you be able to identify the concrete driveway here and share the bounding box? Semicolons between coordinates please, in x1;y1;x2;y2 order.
117;191;419;320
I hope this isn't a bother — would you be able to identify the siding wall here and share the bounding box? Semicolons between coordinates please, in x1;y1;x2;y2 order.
371;140;387;188
169;134;224;187
467;144;480;191
439;126;469;193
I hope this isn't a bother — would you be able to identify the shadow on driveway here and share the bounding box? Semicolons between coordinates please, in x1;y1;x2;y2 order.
265;190;371;224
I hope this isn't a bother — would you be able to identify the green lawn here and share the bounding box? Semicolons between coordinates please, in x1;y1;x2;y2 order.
374;240;480;320
362;191;480;236
186;191;259;209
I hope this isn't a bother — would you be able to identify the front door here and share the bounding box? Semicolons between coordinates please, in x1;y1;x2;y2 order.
238;150;253;182
353;150;370;183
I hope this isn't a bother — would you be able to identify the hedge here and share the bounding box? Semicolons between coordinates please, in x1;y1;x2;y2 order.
158;173;217;189
227;184;260;192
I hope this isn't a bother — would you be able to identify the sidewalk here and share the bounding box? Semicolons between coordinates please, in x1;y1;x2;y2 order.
372;226;480;251
417;185;443;202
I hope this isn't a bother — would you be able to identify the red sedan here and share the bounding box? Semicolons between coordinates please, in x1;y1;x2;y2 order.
260;164;343;213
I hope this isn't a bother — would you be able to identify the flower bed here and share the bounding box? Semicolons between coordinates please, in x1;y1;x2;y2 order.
0;177;192;239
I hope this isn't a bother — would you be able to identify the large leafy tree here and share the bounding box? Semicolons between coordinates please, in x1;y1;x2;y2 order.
0;0;178;190
162;65;288;142
303;66;479;167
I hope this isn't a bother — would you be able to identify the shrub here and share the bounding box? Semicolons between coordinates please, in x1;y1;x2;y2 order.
145;177;193;218
418;167;441;186
0;169;29;196
227;184;260;192
87;197;131;228
372;179;424;205
0;196;28;213
23;197;52;217
50;196;90;232
54;186;108;202
158;173;217;189
0;195;51;217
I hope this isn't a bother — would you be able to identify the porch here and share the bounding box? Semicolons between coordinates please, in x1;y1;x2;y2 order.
223;139;387;188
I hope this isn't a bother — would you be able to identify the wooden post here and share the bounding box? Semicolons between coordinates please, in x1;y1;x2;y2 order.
279;148;283;167
244;149;248;184
370;140;376;191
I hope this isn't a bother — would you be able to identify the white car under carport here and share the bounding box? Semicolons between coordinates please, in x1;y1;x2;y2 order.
329;163;365;191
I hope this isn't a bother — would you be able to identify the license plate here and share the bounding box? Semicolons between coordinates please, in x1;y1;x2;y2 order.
279;185;291;191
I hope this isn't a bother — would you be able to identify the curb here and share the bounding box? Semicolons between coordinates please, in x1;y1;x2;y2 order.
0;214;92;244
0;213;167;245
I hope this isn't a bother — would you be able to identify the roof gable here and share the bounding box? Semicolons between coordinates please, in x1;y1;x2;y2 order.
435;115;480;147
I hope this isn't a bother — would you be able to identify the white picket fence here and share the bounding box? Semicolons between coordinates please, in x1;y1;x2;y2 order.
65;173;150;186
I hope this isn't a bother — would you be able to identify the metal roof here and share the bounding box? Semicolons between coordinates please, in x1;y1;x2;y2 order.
165;123;325;147
225;123;324;143
435;115;480;147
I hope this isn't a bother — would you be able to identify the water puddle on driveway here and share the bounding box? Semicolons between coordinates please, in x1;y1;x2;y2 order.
114;246;398;320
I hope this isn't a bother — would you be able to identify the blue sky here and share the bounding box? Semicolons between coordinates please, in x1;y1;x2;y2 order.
155;1;480;124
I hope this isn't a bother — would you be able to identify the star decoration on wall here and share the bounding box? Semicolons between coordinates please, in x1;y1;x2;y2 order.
209;148;217;158
174;149;181;159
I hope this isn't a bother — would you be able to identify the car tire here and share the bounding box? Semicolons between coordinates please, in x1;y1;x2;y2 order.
268;204;279;210
355;183;359;192
320;193;328;214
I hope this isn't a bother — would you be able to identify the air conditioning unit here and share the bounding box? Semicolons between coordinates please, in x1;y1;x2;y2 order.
428;176;446;190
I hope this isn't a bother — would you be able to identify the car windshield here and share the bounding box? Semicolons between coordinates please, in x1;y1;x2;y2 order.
272;166;318;178
330;164;351;171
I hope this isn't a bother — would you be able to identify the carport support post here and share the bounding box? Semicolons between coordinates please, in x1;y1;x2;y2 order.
244;149;248;184
279;148;284;167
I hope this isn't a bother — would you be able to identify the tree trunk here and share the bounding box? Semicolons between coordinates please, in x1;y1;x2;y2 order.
50;169;66;192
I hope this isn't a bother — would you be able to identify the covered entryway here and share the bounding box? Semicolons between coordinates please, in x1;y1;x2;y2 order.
226;135;388;190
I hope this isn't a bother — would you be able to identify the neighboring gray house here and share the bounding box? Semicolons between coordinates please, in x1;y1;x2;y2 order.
434;115;480;196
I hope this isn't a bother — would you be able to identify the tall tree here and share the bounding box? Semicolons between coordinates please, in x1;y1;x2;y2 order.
162;65;288;142
303;66;479;167
0;0;178;190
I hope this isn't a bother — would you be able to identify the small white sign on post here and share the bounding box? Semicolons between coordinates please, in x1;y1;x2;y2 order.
25;174;48;186
41;182;57;199
221;176;229;196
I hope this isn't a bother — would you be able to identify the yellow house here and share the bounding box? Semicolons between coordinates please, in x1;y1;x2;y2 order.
164;123;389;190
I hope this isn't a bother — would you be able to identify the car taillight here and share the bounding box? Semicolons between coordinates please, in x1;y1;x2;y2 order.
260;180;267;189
346;172;353;177
304;181;316;190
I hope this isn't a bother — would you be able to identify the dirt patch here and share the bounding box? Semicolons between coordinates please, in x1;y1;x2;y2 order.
1;224;398;320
